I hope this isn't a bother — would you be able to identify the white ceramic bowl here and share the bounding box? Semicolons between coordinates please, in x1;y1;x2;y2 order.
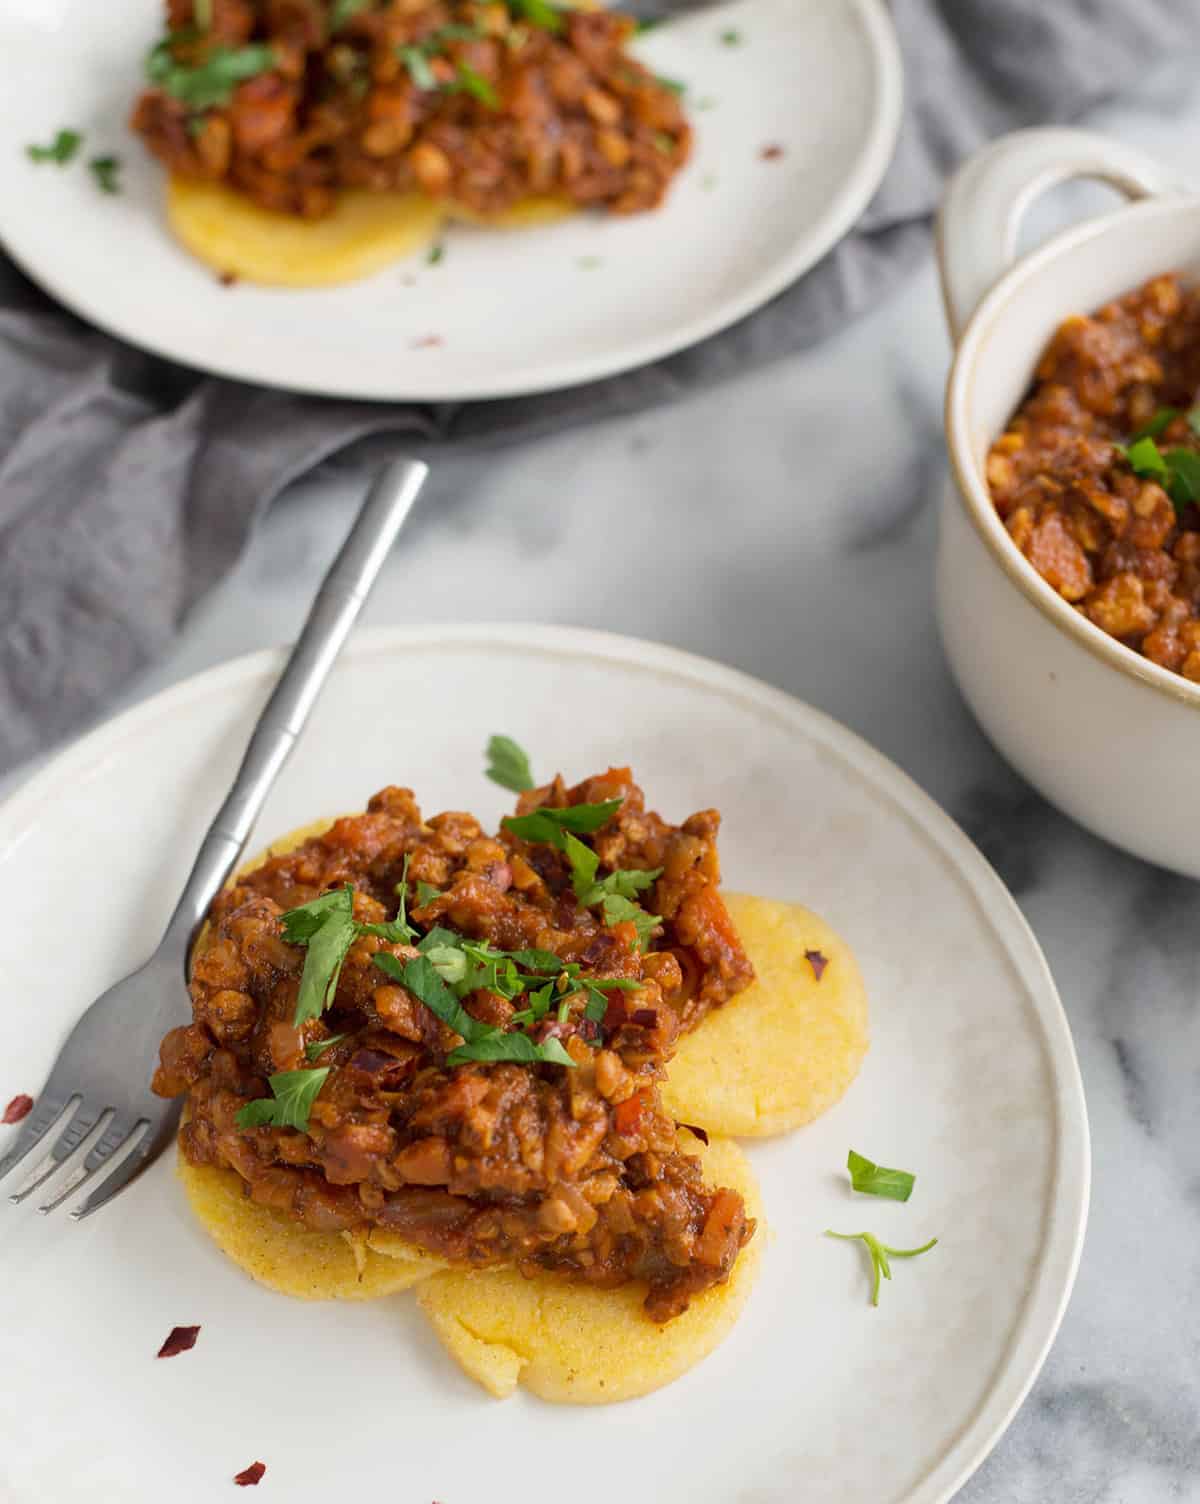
936;126;1200;877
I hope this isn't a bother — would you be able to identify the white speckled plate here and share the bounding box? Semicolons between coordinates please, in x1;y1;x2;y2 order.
0;0;901;400
0;626;1087;1504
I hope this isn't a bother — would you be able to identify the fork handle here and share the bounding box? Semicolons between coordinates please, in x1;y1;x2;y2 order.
160;457;428;963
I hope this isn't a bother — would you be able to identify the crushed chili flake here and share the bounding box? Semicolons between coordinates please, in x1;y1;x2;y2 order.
677;1122;710;1146
411;334;444;349
759;144;785;161
630;1008;658;1027
804;948;829;981
2;1094;33;1125
157;1325;200;1358
234;1462;266;1487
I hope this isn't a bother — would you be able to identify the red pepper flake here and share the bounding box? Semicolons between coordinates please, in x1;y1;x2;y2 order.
759;143;785;161
630;1008;658;1028
2;1094;33;1125
234;1462;266;1487
677;1122;710;1146
411;334;444;349
805;948;829;981
157;1325;200;1358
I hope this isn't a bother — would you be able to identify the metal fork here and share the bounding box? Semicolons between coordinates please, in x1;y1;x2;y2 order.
0;457;428;1220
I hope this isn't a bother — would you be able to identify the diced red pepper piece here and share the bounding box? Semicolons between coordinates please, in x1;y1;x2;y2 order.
612;1089;649;1137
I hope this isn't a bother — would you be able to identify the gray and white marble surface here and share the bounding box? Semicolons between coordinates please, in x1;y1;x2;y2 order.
22;74;1200;1504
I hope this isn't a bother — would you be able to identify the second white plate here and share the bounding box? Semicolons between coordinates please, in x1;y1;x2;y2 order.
0;0;901;400
0;625;1086;1504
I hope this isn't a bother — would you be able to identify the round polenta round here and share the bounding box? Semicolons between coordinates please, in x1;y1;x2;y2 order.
177;1152;445;1300
167;178;445;287
415;1131;763;1404
166;178;576;287
660;893;869;1138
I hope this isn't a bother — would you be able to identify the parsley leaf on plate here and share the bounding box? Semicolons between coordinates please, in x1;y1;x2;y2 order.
846;1149;915;1202
825;1229;937;1306
485;734;536;793
27;129;83;165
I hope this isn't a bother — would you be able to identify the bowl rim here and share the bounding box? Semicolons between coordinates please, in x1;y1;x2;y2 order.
942;193;1200;712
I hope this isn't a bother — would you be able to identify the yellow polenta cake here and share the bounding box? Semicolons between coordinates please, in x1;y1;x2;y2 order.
416;1131;763;1403
661;894;870;1138
177;1151;444;1300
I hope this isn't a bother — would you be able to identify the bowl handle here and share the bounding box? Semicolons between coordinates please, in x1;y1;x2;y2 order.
936;126;1189;343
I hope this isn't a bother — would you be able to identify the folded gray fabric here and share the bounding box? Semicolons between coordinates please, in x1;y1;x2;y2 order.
1;0;1196;771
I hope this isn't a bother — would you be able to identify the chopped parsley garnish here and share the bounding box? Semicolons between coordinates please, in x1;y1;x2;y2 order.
846;1150;915;1202
510;0;565;32
485;734;535;793
330;0;374;29
272;827;651;1085
305;1033;349;1061
719;27;742;45
145;40;278;110
503;798;623;844
652;132;674;156
236;1067;330;1133
27;129;82;165
358;854;417;944
376;950;575;1067
567;839;660;906
400;44;438;90
655;73;686;96
427;241;445;266
557;830;661;946
1121;433;1200;513
415;880;443;906
456;63;499;108
600;892;660;950
825;1229;937;1307
193;0;213;29
1130;407;1181;443
284;886;360;1028
450;1030;573;1067
400;24;487;92
499;776;659;947
375;952;482;1040
89;156;122;195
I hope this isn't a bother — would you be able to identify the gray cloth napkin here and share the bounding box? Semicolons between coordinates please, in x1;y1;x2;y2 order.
1;0;1196;771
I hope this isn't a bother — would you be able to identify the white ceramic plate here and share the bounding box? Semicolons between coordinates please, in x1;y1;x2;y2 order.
0;0;901;400
0;626;1087;1504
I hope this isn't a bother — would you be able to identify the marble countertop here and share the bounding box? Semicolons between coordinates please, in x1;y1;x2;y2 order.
30;78;1200;1504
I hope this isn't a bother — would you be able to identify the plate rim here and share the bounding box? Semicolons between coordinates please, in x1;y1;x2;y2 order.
0;621;1088;1504
0;0;903;402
